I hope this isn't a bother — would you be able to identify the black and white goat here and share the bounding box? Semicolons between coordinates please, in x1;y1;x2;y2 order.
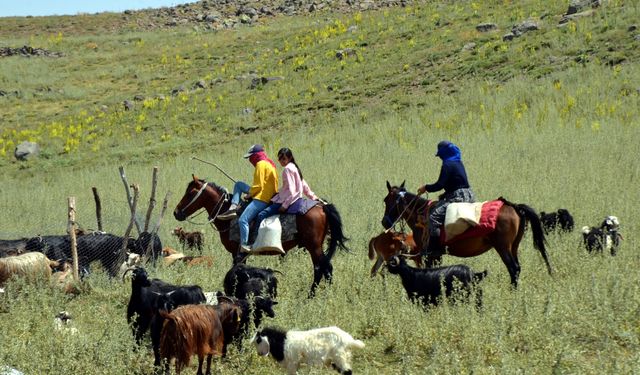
386;255;487;308
253;326;365;375
540;208;575;233
582;215;622;256
223;263;279;299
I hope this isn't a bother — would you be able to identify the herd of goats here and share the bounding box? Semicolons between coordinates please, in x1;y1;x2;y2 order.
0;206;623;375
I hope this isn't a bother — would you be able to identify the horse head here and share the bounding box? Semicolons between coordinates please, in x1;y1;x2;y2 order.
173;175;224;221
381;181;407;229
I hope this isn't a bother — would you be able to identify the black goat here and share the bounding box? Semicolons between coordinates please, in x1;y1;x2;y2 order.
540;209;575;233
386;256;487;308
223;263;279;299
125;267;204;349
582;216;622;256
216;292;277;342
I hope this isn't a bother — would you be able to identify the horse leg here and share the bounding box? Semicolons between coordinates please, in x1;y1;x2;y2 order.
496;246;520;287
308;264;323;298
424;254;442;268
370;256;384;277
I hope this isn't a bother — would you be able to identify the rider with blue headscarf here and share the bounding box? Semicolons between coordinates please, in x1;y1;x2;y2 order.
417;141;476;257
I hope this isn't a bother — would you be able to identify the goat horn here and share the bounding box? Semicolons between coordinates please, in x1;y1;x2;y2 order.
399;252;420;259
121;266;138;282
217;295;236;304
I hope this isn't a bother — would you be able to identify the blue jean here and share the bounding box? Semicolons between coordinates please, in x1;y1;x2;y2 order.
256;203;282;226
231;181;250;205
239;199;269;246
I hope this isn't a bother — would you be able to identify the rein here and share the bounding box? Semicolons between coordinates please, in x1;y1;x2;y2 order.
384;191;428;233
180;181;229;231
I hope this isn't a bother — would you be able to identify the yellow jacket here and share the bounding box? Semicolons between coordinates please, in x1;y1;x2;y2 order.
249;160;278;203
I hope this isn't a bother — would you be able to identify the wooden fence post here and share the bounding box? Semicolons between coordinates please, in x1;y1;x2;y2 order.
121;184;140;267
92;187;103;232
67;197;79;281
144;166;158;232
119;166;142;235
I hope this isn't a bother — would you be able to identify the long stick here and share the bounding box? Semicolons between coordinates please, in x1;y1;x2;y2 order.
191;156;237;183
119;166;142;235
144;166;158;232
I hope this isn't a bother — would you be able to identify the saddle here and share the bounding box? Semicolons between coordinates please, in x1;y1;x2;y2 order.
441;200;504;245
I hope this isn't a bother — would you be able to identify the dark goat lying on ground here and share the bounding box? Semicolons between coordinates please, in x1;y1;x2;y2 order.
172;226;204;254
386;255;487;308
540;209;575;233
223;263;279;299
582;215;622;256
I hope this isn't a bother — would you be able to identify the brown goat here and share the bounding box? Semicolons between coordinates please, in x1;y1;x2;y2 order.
159;303;242;375
172;227;204;254
368;231;422;277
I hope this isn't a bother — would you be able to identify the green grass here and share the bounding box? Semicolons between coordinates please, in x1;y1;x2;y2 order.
1;0;640;374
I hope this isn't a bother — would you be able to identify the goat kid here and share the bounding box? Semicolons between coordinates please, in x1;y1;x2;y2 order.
386;255;487;308
253;326;365;375
54;311;78;335
172;227;204;254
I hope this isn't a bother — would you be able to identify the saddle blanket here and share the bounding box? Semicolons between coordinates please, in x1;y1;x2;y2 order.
443;200;504;245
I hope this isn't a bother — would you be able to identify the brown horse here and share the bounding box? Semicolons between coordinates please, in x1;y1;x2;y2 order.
381;181;552;287
173;175;349;296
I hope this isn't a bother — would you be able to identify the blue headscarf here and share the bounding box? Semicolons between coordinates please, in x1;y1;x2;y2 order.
435;141;461;162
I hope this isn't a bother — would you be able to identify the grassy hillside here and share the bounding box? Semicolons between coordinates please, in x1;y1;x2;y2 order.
1;1;639;374
1;1;638;172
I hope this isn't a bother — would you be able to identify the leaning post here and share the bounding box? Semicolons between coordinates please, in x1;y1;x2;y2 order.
67;197;79;281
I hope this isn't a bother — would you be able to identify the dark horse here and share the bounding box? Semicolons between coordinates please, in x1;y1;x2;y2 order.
173;175;349;296
381;181;552;287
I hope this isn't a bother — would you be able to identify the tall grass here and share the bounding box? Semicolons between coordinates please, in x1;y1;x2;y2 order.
1;1;639;373
1;60;639;373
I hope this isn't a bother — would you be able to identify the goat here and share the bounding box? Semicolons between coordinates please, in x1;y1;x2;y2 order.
540;209;575;233
0;252;59;287
253;326;365;375
162;251;214;268
582;215;622;256
150;287;207;367
118;253;142;279
53;311;78;335
124;267;205;347
368;230;421;277
50;261;82;295
223;263;279;299
0;238;29;258
386;255;487;308
159;303;242;375
172;226;204;254
216;292;277;342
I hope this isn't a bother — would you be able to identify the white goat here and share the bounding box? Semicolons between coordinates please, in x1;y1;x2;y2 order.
0;252;58;286
253;326;365;375
118;252;142;279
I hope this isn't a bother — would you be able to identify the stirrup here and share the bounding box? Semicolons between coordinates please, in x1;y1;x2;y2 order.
217;208;238;220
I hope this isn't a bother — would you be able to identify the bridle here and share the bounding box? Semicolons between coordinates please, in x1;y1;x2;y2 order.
383;189;429;232
177;181;229;228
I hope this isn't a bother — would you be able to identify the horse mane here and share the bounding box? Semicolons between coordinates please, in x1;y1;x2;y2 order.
193;178;228;196
392;186;429;210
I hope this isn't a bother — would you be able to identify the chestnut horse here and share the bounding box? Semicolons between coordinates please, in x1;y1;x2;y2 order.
173;176;349;296
381;182;552;287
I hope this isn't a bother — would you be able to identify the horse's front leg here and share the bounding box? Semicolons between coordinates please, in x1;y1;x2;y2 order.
424;254;442;268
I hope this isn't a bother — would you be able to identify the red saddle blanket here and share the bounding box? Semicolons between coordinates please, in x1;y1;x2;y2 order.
441;199;504;245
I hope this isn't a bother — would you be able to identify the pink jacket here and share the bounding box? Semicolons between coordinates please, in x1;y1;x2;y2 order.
271;163;318;209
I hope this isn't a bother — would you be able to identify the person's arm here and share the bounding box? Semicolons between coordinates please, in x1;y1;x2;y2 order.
302;179;318;200
424;164;449;193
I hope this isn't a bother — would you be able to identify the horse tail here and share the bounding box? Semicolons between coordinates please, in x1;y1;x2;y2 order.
323;203;349;261
501;198;553;275
368;237;376;260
